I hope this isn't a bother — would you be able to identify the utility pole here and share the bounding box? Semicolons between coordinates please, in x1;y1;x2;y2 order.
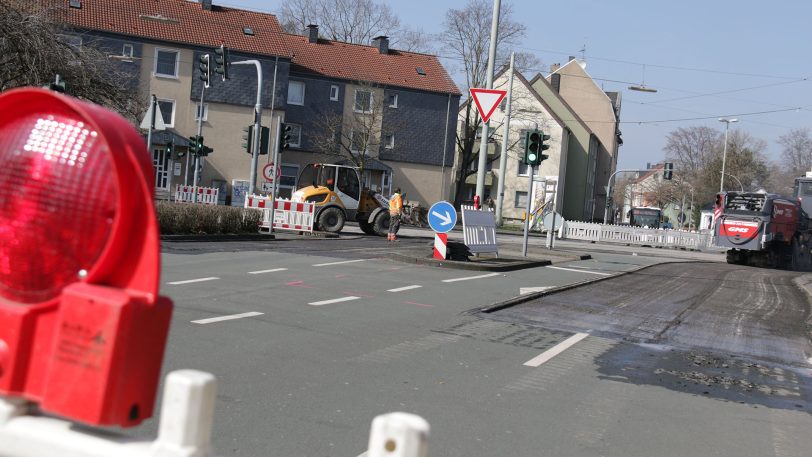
233;60;263;197
475;0;501;201
192;82;206;203
495;52;514;226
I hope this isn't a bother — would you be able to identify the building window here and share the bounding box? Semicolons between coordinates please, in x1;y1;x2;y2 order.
286;123;302;148
195;103;208;122
351;131;369;153
156;99;175;127
517;158;540;176
514;191;528;208
354;90;373;113
384;134;394;149
154;48;179;78
58;34;82;51
287;81;305;105
122;43;134;58
387;93;398;108
277;164;299;199
330;85;339;101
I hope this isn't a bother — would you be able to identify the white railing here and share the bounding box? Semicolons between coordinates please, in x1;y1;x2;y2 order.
561;221;719;250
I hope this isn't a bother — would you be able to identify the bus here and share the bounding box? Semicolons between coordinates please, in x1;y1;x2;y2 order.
629;207;662;228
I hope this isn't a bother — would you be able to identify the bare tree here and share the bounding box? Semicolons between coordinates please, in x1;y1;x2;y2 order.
663;126;720;184
1;1;144;121
279;0;428;51
310;82;394;176
778;128;812;176
441;0;533;206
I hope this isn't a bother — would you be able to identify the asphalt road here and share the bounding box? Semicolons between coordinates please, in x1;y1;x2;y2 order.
129;234;812;457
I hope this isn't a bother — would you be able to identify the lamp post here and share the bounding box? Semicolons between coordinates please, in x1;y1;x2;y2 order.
718;118;738;192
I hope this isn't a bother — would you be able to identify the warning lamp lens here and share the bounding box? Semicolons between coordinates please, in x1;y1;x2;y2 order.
0;113;117;304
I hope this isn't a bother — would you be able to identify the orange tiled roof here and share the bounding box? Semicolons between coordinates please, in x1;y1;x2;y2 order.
33;0;459;95
41;0;288;58
282;34;460;95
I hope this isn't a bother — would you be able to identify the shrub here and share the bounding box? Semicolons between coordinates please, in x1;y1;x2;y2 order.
156;202;262;235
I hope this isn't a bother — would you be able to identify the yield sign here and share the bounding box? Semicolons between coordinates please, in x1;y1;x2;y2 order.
469;88;507;123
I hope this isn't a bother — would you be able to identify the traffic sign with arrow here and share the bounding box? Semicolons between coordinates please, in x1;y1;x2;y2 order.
428;200;457;233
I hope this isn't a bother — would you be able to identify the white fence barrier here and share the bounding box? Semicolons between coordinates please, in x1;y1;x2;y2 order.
174;185;219;205
561;220;719;250
245;195;316;232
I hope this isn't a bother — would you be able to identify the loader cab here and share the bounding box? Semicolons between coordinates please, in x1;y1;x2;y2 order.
296;163;361;211
793;175;812;218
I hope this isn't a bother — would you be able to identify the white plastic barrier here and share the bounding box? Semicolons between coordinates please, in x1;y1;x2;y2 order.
245;195;316;232
561;220;718;250
0;370;217;457
174;185;219;205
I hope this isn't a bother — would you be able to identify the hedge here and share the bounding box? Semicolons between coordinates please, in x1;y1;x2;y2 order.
156;202;263;235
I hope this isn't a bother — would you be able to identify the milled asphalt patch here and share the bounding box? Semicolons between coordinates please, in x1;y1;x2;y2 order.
475;260;694;314
388;247;590;272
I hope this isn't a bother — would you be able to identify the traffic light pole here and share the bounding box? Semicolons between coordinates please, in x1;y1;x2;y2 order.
495;52;515;226
233;60;263;197
521;164;534;257
192;83;206;203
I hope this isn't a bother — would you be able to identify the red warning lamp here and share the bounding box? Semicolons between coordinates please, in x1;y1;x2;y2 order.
0;88;172;427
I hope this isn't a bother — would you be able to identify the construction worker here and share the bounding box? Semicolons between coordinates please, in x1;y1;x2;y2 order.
388;187;403;241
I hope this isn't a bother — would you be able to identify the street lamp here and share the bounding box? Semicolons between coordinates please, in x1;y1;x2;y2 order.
718;118;738;192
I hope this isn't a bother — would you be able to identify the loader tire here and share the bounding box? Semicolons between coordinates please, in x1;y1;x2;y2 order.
318;207;345;233
359;219;376;235
372;212;390;237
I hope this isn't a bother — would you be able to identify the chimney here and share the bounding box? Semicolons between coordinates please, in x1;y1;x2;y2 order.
372;36;389;54
201;0;212;10
307;24;318;43
568;55;576;62
550;73;561;93
550;63;561;73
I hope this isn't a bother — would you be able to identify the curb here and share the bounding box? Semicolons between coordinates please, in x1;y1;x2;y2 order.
160;231;343;242
475;260;699;314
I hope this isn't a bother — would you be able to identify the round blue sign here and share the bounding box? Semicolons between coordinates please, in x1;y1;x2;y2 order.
428;201;457;233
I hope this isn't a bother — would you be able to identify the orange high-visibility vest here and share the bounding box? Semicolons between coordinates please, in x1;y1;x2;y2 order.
389;193;403;215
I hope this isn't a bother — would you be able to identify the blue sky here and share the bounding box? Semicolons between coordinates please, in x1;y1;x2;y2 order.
220;0;812;170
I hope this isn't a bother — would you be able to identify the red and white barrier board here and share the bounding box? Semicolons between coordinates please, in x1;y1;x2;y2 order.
174;185;219;205
433;233;447;260
245;195;316;232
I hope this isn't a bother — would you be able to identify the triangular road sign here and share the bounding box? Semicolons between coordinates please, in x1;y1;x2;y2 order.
139;103;166;131
469;88;507;123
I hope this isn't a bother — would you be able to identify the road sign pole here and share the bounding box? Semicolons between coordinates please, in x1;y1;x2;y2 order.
474;0;501;203
192;83;206;203
495;52;514;226
522;164;534;257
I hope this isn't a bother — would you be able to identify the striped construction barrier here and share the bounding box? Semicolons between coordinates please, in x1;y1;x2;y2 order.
174;185;219;205
460;205;498;255
433;233;447;260
245;195;316;232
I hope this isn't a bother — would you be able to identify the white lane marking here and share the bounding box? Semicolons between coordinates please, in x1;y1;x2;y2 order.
520;286;552;295
309;296;361;306
442;272;500;283
168;277;220;285
387;285;423;292
248;268;288;275
546;266;612;276
523;332;590;367
312;259;366;267
192;311;263;325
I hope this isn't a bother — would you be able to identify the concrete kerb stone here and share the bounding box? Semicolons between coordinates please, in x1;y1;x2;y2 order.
790;274;812;346
475;260;700;315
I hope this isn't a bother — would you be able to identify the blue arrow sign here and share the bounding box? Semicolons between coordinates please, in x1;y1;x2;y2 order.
428;201;457;233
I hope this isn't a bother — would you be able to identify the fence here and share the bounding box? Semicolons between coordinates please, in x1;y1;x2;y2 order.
245;195;316;232
561;220;719;251
174;185;219;205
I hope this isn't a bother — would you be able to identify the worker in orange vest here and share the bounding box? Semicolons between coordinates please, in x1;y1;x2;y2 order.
388;188;403;241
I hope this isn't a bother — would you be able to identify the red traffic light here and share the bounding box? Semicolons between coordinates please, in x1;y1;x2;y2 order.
0;88;172;427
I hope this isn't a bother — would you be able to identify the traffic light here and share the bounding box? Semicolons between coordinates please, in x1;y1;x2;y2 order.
279;123;292;151
663;162;674;180
242;125;253;153
0;87;172;427
189;135;204;155
523;130;550;166
199;53;211;88
200;145;214;157
258;126;270;155
165;140;174;157
214;45;229;81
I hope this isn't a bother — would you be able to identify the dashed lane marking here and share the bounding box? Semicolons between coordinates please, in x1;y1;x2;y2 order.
519;286;552;295
248;268;288;275
387;285;423;292
312;259;366;267
442;272;500;283
168;277;220;285
523;332;590;367
308;296;361;306
192;311;263;325
546;266;612;276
